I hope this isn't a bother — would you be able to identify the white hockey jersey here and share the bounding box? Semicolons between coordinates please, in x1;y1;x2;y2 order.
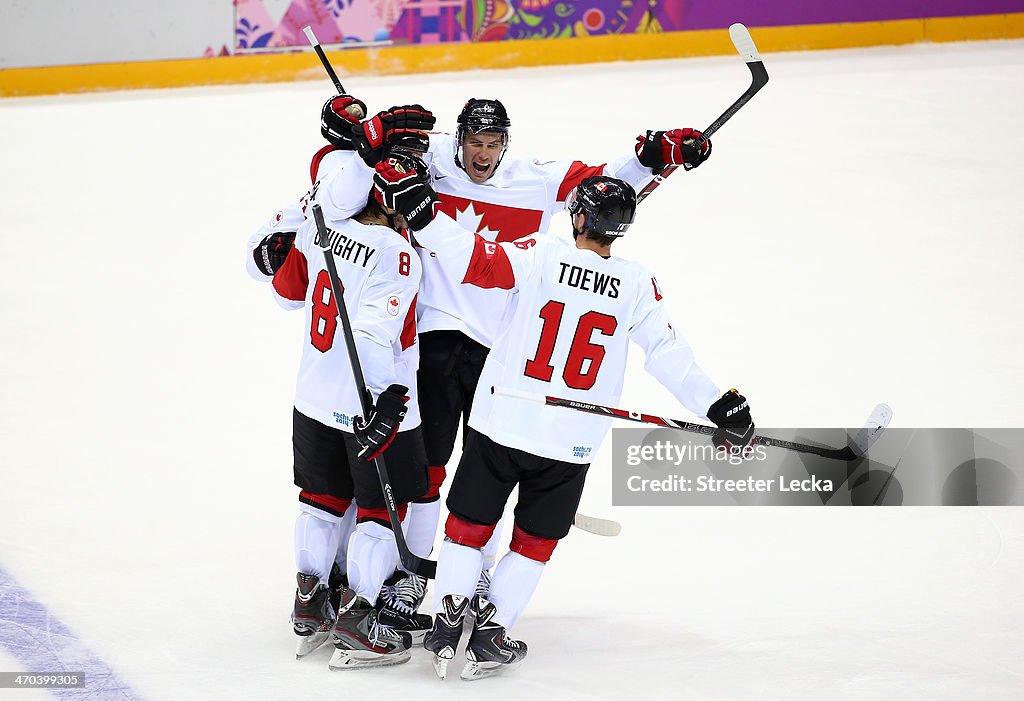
411;214;721;463
271;214;422;433
314;133;657;347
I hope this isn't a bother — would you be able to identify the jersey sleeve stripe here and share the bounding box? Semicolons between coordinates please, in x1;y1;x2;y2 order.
272;247;310;302
462;235;516;290
556;160;607;202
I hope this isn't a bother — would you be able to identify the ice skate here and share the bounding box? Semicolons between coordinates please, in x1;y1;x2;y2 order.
328;562;347;617
292;573;336;658
423;594;470;679
460;595;527;681
377;573;432;643
329;589;412;670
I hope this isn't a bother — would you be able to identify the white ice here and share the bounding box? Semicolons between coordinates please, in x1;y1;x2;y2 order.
1;39;1023;700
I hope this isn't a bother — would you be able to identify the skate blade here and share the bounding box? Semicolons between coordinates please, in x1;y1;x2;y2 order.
295;631;331;658
328;647;411;671
460;659;504;681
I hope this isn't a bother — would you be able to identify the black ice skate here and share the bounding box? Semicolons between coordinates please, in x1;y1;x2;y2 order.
292;572;336;658
423;594;470;679
461;595;527;681
377;573;432;643
328;563;347;617
465;569;492;625
329;589;412;670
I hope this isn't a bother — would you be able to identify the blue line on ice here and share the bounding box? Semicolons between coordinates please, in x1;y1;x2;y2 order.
0;565;143;700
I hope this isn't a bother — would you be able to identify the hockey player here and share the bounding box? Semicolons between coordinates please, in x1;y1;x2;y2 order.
314;98;713;594
254;152;437;670
246;98;436;655
371;165;753;680
248;96;435;284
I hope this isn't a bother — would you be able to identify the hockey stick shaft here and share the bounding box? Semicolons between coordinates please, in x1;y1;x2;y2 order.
303;26;346;93
312;205;437;579
636;23;769;204
492;387;889;462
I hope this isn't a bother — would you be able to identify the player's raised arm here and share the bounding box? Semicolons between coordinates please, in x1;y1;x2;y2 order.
543;125;713;211
314;105;435;222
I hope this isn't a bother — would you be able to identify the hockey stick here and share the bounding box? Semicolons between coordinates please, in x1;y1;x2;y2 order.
303;26;346;94
493;387;892;462
311;205;437;579
636;23;769;204
573;512;622;537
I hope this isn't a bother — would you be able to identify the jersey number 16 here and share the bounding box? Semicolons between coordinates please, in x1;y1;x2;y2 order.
524;300;617;390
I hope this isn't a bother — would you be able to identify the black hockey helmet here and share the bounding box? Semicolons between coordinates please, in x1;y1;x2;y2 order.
455;98;511;172
456;98;511;139
320;94;367;149
565;177;637;236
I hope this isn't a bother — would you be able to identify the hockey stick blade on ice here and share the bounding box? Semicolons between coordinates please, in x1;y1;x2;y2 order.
312;205;437;579
492;386;892;462
573;512;622;537
636;22;769;204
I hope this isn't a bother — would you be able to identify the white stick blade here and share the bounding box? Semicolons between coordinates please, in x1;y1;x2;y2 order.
573;512;621;537
850;403;893;457
728;23;761;63
302;26;318;46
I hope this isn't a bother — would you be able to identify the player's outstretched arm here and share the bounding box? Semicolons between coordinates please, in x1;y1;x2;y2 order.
627;275;721;419
374;159;539;291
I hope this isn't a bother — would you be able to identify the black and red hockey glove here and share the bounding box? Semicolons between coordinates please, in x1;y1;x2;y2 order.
706;389;755;455
373;158;439;232
320;94;367;149
350;104;436;167
354;384;410;461
635;128;712;173
252;231;296;276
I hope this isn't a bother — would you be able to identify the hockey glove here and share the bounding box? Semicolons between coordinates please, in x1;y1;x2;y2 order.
321;94;367;149
354;384;410;461
635;128;712;174
706;389;756;455
252;231;296;276
350;104;436;167
373;159;439;232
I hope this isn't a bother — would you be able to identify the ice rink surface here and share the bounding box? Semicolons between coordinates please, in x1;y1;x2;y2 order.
2;38;1023;700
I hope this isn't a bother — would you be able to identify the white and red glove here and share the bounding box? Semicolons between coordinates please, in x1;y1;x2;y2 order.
635;128;712;173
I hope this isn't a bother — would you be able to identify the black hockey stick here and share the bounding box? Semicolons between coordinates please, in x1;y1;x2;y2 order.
303;26;367;119
636;23;769;204
311;204;437;579
492;387;892;462
303;26;346;93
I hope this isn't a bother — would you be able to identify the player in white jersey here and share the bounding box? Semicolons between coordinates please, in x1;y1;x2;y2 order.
371;166;754;679
315;98;715;592
252;151;439;669
246;98;437;652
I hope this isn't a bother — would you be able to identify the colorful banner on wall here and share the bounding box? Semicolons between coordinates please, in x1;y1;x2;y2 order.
231;0;1024;53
